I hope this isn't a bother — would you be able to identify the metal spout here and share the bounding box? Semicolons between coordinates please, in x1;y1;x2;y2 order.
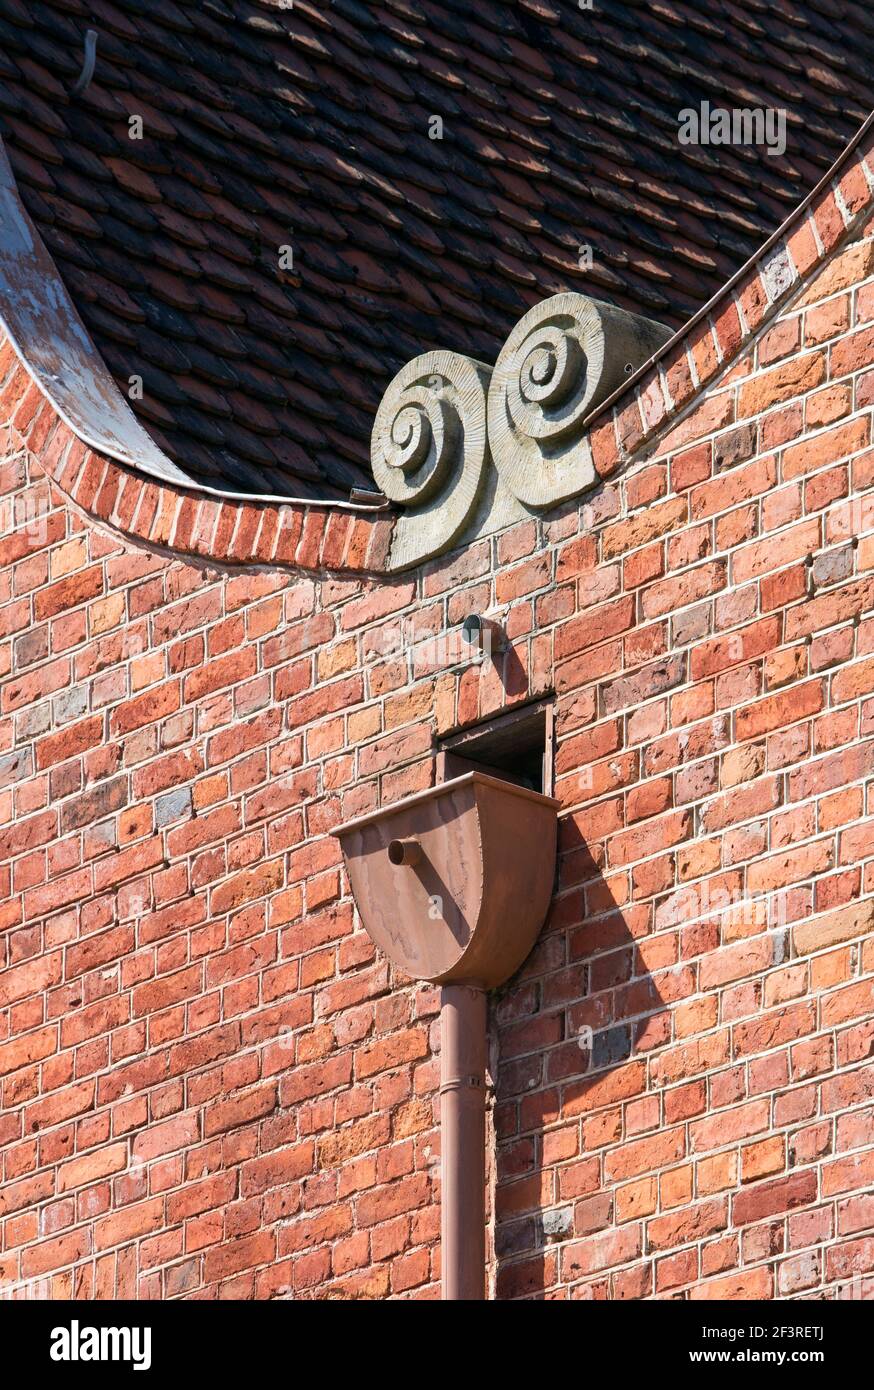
387;837;422;866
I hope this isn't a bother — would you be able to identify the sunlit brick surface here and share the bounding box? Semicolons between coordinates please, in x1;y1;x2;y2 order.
2;201;874;1299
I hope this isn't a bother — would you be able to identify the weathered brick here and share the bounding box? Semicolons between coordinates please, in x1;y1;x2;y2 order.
3;208;874;1305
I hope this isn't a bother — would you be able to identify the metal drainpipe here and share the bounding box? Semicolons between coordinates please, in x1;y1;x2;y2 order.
333;773;559;1302
439;984;488;1300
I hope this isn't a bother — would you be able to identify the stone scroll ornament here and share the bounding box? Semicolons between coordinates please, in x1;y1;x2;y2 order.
487;293;673;508
371;349;492;572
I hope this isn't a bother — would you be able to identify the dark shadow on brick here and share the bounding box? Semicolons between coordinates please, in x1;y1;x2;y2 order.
490;831;669;1300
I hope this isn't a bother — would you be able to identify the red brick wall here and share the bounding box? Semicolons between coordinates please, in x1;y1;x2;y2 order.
2;215;874;1299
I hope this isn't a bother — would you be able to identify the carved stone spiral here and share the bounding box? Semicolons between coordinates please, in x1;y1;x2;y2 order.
372;350;491;571
488;293;673;508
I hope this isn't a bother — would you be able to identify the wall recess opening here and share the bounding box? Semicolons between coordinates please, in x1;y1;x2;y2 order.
436;698;555;796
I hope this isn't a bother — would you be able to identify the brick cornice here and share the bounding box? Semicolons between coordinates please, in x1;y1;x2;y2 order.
0;336;393;576
584;115;874;483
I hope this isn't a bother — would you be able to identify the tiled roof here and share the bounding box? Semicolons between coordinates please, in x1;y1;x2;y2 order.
1;1;873;500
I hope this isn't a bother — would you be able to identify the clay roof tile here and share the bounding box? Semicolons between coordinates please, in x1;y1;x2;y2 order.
1;0;873;498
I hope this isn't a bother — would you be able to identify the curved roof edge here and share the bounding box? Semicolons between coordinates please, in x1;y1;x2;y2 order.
1;115;874;577
0;139;387;516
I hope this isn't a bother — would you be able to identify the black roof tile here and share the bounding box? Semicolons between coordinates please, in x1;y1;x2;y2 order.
1;0;872;497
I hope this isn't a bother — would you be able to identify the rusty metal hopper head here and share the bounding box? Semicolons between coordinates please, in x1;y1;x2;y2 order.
333;772;560;989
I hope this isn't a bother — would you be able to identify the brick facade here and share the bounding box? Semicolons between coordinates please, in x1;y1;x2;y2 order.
2;148;874;1301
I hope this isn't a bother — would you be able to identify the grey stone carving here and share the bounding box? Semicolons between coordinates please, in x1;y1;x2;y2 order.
371;349;492;572
488;293;672;508
372;294;672;568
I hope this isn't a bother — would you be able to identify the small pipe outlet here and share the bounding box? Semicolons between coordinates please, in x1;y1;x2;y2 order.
387;837;422;866
461;613;504;654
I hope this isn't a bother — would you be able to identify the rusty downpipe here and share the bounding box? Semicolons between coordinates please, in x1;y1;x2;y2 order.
439;984;487;1299
333;771;559;1300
